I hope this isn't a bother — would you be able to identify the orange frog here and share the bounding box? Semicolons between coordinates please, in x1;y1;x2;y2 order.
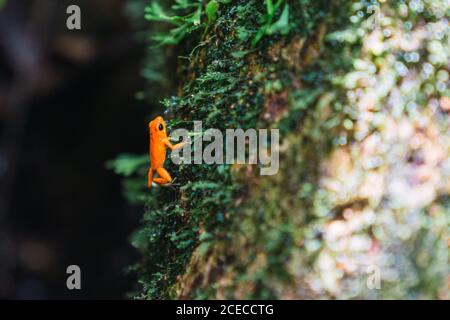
148;116;184;189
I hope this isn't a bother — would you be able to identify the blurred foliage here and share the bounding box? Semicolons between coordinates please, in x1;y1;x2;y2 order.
113;0;450;299
107;154;148;177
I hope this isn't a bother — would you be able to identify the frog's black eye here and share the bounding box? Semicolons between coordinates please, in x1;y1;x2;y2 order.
158;123;163;131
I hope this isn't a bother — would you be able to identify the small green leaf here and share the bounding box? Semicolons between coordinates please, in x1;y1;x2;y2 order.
231;50;249;59
198;241;212;256
252;0;286;46
206;1;219;23
189;6;202;26
199;232;213;241
266;4;290;35
266;0;273;15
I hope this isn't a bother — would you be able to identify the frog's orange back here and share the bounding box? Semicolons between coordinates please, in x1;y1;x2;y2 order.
149;116;168;169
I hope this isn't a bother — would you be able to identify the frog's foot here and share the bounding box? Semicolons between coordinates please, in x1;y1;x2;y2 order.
153;178;168;185
151;168;179;187
160;178;180;187
159;179;180;187
150;182;158;188
155;168;172;183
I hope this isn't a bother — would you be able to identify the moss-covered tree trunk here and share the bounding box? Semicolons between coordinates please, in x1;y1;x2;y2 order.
114;0;449;299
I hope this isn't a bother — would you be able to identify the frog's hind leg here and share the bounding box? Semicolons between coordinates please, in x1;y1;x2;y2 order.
147;168;154;189
153;168;172;185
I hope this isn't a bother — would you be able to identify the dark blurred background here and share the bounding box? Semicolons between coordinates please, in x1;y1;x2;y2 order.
0;0;149;299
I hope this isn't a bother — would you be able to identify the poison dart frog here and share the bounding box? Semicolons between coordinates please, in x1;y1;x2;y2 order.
148;116;184;189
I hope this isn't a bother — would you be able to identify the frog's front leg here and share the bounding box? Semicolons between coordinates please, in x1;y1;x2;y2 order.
152;167;173;185
163;137;185;150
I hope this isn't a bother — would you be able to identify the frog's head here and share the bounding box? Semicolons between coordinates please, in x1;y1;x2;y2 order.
149;116;168;139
